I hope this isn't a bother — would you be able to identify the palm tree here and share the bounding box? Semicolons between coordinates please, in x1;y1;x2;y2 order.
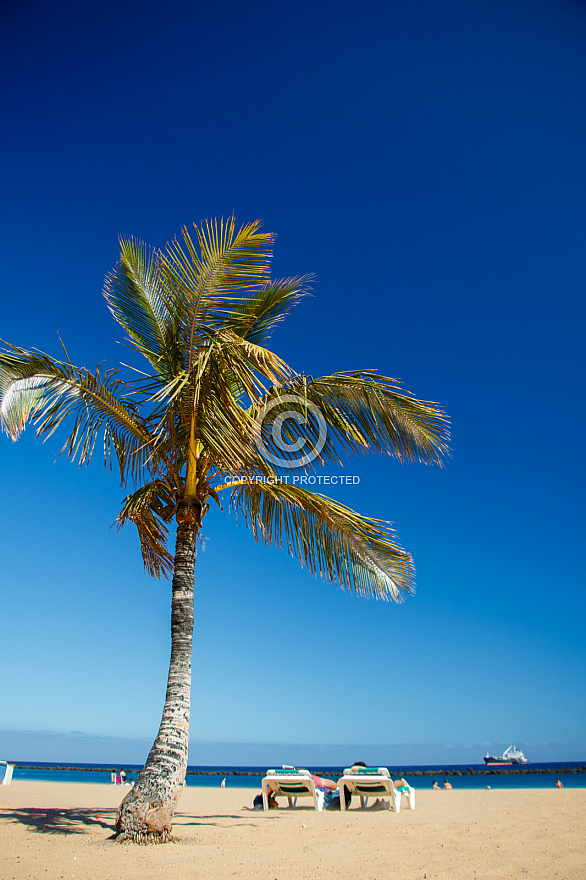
0;218;449;842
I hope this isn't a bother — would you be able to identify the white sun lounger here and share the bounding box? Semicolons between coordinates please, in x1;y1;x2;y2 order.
338;766;415;813
1;762;14;786
261;768;325;811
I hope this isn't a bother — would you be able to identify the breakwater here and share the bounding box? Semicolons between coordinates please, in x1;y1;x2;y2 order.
290;767;586;778
12;764;586;777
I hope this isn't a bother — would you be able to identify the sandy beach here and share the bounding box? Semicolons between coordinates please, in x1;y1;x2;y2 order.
1;781;584;879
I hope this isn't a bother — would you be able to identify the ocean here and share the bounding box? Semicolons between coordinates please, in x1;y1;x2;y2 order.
7;762;586;790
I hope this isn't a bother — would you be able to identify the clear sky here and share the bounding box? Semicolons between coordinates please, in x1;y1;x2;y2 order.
1;0;585;767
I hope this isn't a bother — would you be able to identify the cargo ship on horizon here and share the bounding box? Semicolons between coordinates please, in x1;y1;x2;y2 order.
484;746;529;766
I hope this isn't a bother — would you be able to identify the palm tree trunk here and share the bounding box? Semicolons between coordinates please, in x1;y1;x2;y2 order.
115;520;197;843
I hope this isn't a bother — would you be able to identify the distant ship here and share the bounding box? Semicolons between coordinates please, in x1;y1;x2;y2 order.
484;745;529;766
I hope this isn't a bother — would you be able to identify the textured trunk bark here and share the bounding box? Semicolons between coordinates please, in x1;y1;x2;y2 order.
115;521;197;843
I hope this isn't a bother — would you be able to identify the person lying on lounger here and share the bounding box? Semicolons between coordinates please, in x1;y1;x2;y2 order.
346;761;410;789
264;770;342;810
337;762;411;810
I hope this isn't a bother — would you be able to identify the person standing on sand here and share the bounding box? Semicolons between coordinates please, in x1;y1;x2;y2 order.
221;778;226;788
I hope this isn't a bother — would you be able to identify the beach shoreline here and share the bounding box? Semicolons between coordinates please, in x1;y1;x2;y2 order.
1;780;585;879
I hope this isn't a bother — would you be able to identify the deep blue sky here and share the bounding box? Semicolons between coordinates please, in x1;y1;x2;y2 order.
1;0;585;766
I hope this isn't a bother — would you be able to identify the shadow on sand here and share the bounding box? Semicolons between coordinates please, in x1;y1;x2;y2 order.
1;807;262;836
0;807;116;836
174;811;261;829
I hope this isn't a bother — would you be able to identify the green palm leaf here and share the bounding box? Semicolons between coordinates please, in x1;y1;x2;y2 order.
228;479;415;601
116;481;175;577
104;238;184;379
220;276;313;345
250;371;450;469
0;345;153;483
158;218;275;369
307;371;450;464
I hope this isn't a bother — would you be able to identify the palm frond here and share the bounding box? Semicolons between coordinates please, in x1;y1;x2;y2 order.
229;480;415;601
218;276;313;345
116;481;175;577
189;334;299;474
211;327;294;388
103;238;184;378
142;332;296;477
157;218;275;369
2;217;450;598
256;372;450;467
0;345;154;483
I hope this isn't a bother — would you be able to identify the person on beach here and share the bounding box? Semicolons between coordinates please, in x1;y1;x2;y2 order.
263;771;338;803
221;778;226;788
253;791;279;809
345;761;410;789
432;780;440;789
311;771;347;810
269;769;346;810
443;779;453;789
341;762;410;810
555;778;564;788
311;772;338;793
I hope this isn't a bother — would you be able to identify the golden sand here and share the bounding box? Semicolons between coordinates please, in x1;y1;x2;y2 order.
1;780;584;879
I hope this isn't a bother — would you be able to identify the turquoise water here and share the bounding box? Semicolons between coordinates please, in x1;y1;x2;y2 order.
7;762;586;790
